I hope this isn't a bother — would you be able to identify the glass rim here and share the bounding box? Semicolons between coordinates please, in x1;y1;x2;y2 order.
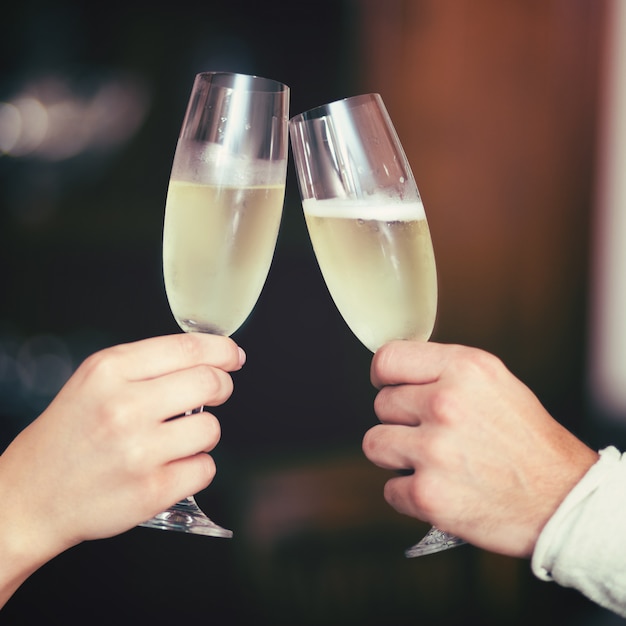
195;71;289;94
289;93;381;123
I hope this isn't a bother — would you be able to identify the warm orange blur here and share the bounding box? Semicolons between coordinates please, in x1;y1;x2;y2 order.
356;0;605;408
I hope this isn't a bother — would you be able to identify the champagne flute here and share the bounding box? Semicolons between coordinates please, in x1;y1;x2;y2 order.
139;71;289;537
289;93;465;557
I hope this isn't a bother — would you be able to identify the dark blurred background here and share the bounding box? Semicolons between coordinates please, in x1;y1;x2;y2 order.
1;0;625;624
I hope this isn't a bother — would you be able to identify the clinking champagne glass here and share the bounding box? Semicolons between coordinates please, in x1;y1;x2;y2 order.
139;72;289;537
289;93;465;557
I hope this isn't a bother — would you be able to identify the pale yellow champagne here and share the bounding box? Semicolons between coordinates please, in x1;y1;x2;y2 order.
303;198;437;352
163;180;285;335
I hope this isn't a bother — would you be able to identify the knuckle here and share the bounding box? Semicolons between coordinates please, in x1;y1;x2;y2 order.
383;477;399;505
79;347;121;383
361;429;376;457
373;388;391;419
176;332;204;360
410;475;440;520
371;342;396;382
454;345;504;379
199;413;222;450
198;366;233;405
361;424;385;458
198;453;217;484
138;470;170;506
424;434;452;468
386;473;439;522
427;387;458;426
92;396;149;469
179;454;217;496
120;440;151;476
97;399;133;440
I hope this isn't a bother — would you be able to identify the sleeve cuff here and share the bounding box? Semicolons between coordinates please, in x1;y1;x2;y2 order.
531;445;623;581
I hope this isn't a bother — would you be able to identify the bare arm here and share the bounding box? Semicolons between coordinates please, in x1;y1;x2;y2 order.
362;340;598;558
0;333;245;607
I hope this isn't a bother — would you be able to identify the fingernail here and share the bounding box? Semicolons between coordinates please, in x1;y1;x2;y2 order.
238;347;247;367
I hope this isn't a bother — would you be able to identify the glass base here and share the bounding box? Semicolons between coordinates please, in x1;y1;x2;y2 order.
139;496;233;538
405;527;466;557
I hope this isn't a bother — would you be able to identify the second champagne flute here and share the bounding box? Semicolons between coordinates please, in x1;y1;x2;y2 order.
139;71;289;538
289;93;465;557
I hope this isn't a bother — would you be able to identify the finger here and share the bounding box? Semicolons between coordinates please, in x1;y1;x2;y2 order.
374;384;424;426
155;411;221;464
101;334;246;382
383;474;427;520
371;340;458;389
362;423;421;471
134;365;234;421
156;453;218;510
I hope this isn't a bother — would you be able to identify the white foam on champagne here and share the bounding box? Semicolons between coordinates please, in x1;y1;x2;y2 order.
172;138;286;186
302;197;426;221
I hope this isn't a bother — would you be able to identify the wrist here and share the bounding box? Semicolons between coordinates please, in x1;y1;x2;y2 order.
0;514;63;608
0;461;74;606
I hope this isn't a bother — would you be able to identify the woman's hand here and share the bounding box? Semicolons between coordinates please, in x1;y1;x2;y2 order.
0;333;245;606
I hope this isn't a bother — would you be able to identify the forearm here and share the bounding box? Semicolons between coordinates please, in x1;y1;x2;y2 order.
532;446;626;617
0;512;63;609
0;557;44;609
0;431;78;610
